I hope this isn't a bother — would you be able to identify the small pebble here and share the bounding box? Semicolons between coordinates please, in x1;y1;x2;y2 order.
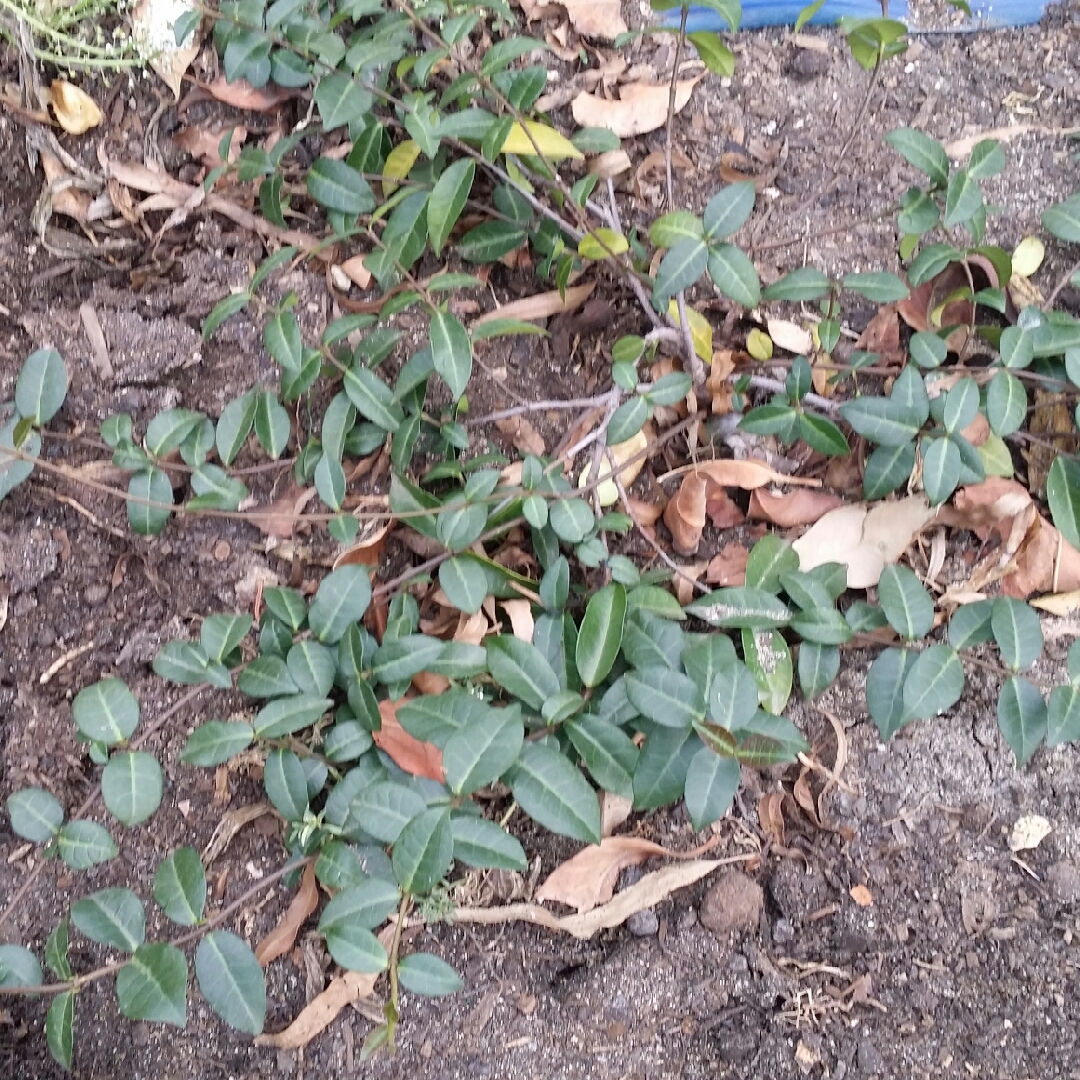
700;871;764;936
772;916;795;945
627;909;659;937
1046;861;1080;904
84;583;109;606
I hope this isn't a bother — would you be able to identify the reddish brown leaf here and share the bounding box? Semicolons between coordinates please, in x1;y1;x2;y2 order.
246;485;316;538
664;472;707;555
255;862;318;967
759;792;785;845
678;459;821;491
854;304;901;361
747;488;844;528
495;414;546;457
705;487;745;528
372;699;444;782
333;520;393;569
203;76;302;112
706;543;749;586
627;496;665;527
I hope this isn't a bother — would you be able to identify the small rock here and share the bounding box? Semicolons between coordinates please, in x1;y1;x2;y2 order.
678;908;698;931
84;583;109;607
856;1038;885;1075
627;909;659;936
773;916;795;945
1046;861;1080;904
699;871;763;936
789;49;829;80
276;1048;295;1075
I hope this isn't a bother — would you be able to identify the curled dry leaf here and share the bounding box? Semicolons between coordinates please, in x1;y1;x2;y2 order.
599;791;633;837
627;496;665;528
675;561;709;606
373;699;444;782
664;472;707;555
255;971;379;1048
1009;814;1052;852
748;488;844;528
705;487;744;528
203;76;303;112
255;862;318;967
706;542;749;585
174;125;246;168
338;255;373;290
588;149;632;179
571;75;705;139
670;459;820;491
474;283;594;326
558;0;627;40
49;80;102;134
502;598;535;643
578;429;649;507
247;485;317;538
854;304;902;363
333;519;393;569
496;414;546;458
792;495;937;589
455;609;490;646
849;884;874;908
41;151;91;224
758;792;786;845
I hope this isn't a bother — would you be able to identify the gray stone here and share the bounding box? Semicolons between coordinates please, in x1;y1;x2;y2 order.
1046;861;1080;904
627;908;659;936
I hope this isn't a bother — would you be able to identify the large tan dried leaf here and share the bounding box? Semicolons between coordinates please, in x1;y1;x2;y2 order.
41;151;91;224
705;487;744;529
255;862;318;966
174;125;246;168
707;542;749;585
599;791;633;837
627;496;665;528
49;80;102;134
496;414;546;457
255;971;379;1048
338;255;373;290
246;485;316;538
536;835;720;914
333;520;393;569
766;317;813;355
559;0;627;39
571;75;704;139
941;477;1033;539
204;76;302;111
502;598;535;643
748;488;844;528
474;283;593;326
670;458;820;491
664;472;707;555
792;496;937;589
372;699;444;782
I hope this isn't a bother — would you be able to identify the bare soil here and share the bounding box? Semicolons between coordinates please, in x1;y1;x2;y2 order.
3;3;1080;1078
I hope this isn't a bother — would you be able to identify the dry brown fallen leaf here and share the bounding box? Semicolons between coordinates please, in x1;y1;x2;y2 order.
664;472;707;555
40;151;91;224
255;862;318;967
748;488;844;528
627;496;665;528
173;125;246;169
849;884;874;908
49;79;102;134
496;414;546;458
333;518;393;569
759;792;786;845
536;835;722;913
766;317;813;355
707;542;749;585
373;699;444;782
502;598;535;643
705;487;744;529
246;484;316;538
558;0;627;40
792;495;938;589
476;283;595;327
571;75;704;139
669;458;821;491
255;970;379;1049
337;254;373;290
599;791;633;837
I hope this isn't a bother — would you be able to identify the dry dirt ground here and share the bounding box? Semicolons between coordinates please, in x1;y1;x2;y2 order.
3;2;1080;1078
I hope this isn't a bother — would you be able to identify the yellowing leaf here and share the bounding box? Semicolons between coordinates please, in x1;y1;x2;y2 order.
746;328;773;361
667;300;713;363
578;430;649;507
578;229;629;260
382;140;421;197
49;80;102;135
1011;235;1045;279
500;121;584;161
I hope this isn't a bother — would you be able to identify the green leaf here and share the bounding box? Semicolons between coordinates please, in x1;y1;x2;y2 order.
287;641;335;698
841;272;909;303
576;584;626;688
200;614;252;665
486;635;561;710
263;749;309;822
742;628;793;715
7;787;63;842
624;667;704;729
632;726;694;809
884;127;949;187
745;535;799;593
909;331;948;369
180;721;254;766
549;498;595;544
202;291;249;339
102;751;163;826
315;72;373;130
877;564;933;640
443;710;524;795
192;935;264;1040
71;887;145;952
707;244;760;307
703;182;754;239
840;398;921;447
319;879;401;938
214;391;257;465
253;696;332;738
451;816;527;870
571;126;621;152
264;586;307;632
398;953;463;996
902;644;964;721
999;325;1033;370
996;676;1047;766
648;211;703;248
46;990;74;1070
943;168;982;228
398;690;487;747
44;919;71;981
762;266;830;302
508;743;600;844
264;310;302;371
798;413;850;456
685;587;791;629
704;653;758;730
72;677;139;745
626;584;683;621
16;347;67;424
306;157;375;215
481;35;548;75
866;647;917;740
947;599;994;649
237;656;299;699
798;642;840;699
56;820;117;869
863;441;916;499
343;363;404;433
1046;457;1080;552
126;467;173;535
967;138;1005;179
457;220;527;262
688;30;734;75
393;808;454;894
430;310;473;400
908;243;963;287
990;596;1042;671
1042;193;1080;244
307;565;371;644
438;555;490;614
565;714;639;799
349;781;426;845
0;943;41;988
145;408;203;457
116;943;187;1026
427;159;474;255
154;848;206;927
986;370;1025;436
253;392;290;458
683;748;739;831
654;237;708;298
578;228;630;260
1048;685;1080;747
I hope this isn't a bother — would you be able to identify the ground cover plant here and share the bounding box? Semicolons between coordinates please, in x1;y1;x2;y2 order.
2;0;1080;1068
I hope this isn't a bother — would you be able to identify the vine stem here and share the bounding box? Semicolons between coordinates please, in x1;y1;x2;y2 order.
0;856;314;996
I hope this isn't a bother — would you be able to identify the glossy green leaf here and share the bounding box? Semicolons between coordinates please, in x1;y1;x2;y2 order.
798;642;840;699
997;675;1047;766
430;310;473;401
7;786;64;842
841;272;909;303
154;847;206;927
549;498;595;544
866;647;917;740
742;628;793;715
253;696;332;738
683;748;739;831
16;347;67;424
371;634;445;683
1046;457;1080;552
102;751;163;826
200;613;252;665
685;587;791;629
863;441;916;499
508;743;600;844
398;952;463;996
990;596;1042;671
428;159;474;255
707;244;760;307
451;816;527;871
263;749;309;822
393;808;454;894
877;564;933;640
306;157;375;214
180;721;254;766
486;635;561;710
0;944;42;988
703;181;754;239
745;535;800;593
565;714;639;799
44;920;71;981
56;820;117;869
1047;685;1080;747
126;467;173;535
575;584;626;688
884;127;949;186
307;565;371;644
902;644;964;721
632;726;694;809
762;266;829;302
654;237;708;298
196;931;265;1034
319;879;401;937
71;887;145;952
116;943;187;1027
443;709;524;795
624;667;704;729
986;370;1025;436
72;677;139;745
343;363;404;433
46;990;74;1070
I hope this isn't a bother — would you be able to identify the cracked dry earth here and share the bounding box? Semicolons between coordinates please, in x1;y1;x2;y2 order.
3;2;1080;1078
